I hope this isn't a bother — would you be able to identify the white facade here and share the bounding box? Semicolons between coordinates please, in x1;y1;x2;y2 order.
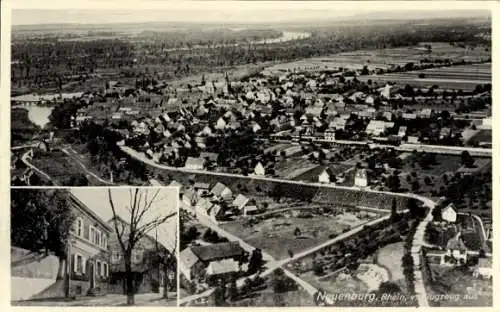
254;162;265;176
318;170;330;183
354;169;368;187
441;204;457;223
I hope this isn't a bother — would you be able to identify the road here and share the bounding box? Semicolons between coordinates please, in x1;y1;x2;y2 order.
120;144;444;203
130;144;437;306
13;292;178;306
21;150;58;185
409;196;436;308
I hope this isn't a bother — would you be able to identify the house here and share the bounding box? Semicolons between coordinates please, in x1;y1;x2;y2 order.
184;157;204;170
473;257;492;279
68;194;112;296
252;122;262;133
305;106;322;117
206;259;240;281
402;113;417;120
446;234;468;264
354;169;368;187
254;162;265;176
397;126;407;138
440;127;451;139
407;136;420;144
179;247;205;282
324;129;336;142
365;120;394;136
232;194;250;212
329;117;348;130
380;84;393;99
215;117;227;130
365;95;375;105
420;108;433;119
107;217;175;294
180;242;246;284
383;112;393;121
194;182;211;192
318;169;331;183
441;204;457;223
243;205;258;216
210;182;233;200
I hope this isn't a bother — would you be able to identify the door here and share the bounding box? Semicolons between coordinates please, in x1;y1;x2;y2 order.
89;262;95;289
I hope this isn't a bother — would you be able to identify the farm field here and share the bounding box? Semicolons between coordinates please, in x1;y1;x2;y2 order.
273;157;319;179
220;211;375;260
398;154;467;194
263;43;490;75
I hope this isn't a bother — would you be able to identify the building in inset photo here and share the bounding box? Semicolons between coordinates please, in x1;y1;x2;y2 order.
10;187;178;306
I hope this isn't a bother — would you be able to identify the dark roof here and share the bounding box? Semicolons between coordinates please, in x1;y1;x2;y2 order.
190;241;244;262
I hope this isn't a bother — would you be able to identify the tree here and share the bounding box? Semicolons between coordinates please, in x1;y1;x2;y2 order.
387;173;401;192
272;268;287;306
378;281;402;294
108;188;176;305
313;261;324;276
228;279;238;302
11;189;73;259
390;198;398;220
411;180;420;192
247;248;264;274
460;151;475;168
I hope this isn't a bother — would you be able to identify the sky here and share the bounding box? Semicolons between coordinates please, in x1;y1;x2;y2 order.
10;1;492;26
70;187;178;252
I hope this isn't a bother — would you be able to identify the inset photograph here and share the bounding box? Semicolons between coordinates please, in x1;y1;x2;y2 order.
11;187;178;306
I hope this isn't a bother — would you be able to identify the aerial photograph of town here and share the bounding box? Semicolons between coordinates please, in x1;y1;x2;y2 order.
9;0;493;308
10;187;178;306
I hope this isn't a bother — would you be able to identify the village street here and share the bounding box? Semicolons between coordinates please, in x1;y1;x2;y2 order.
13;292;178;306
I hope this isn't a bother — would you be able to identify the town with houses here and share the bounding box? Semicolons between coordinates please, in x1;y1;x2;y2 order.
9;5;493;308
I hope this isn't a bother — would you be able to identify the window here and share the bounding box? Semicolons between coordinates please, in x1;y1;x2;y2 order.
83;224;90;240
132;249;143;264
96;261;102;277
102;235;107;249
90;227;95;244
76;218;83;237
102;262;108;277
111;251;122;264
75;254;83;274
96;230;101;246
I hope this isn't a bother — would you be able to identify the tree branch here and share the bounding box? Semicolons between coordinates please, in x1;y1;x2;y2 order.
134;189;162;228
133;211;177;245
108;188;127;253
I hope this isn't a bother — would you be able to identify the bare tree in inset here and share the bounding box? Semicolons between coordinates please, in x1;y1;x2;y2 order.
108;188;176;305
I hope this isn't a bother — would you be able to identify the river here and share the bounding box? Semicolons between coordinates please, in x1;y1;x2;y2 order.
163;31;311;52
23;105;54;128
